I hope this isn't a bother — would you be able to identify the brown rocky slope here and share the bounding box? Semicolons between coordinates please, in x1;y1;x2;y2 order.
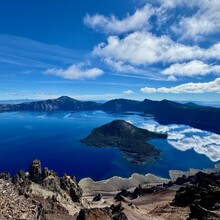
0;160;219;220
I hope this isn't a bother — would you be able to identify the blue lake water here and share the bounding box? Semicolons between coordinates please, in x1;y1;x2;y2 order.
0;111;219;181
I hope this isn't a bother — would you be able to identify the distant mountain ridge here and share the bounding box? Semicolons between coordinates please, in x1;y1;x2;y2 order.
0;96;100;112
0;96;219;134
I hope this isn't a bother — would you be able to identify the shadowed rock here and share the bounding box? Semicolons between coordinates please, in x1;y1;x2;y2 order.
0;172;10;180
173;172;220;219
29;159;42;184
92;193;102;202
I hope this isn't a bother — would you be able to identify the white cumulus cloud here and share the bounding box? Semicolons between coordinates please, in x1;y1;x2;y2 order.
140;87;157;93
85;1;220;81
45;63;104;80
84;4;155;34
93;32;220;66
140;78;220;93
172;0;220;41
162;60;220;78
104;58;143;74
123;90;134;94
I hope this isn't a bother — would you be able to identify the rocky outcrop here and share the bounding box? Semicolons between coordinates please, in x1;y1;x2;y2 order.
42;170;60;192
173;172;220;219
0;160;84;219
60;174;83;202
115;184;162;201
29;160;42;184
12;169;31;194
12;160;83;203
76;203;127;220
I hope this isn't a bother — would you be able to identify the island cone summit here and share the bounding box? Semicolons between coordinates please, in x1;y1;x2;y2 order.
81;120;167;164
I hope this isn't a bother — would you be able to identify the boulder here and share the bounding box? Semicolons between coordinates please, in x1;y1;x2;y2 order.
114;189;131;201
92;193;102;202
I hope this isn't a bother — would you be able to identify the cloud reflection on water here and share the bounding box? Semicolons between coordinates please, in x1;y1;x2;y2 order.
142;122;220;162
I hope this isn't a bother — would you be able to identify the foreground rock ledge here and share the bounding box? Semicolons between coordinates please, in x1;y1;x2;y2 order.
0;160;220;220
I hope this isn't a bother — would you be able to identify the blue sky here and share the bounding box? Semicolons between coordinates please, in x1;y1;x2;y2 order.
0;0;220;101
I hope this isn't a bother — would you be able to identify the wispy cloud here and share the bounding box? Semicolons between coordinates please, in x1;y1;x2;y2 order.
140;78;220;93
0;51;53;68
36;80;145;87
112;73;165;81
44;63;104;80
0;34;83;68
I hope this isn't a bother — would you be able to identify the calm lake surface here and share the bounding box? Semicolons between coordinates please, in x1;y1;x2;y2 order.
0;111;219;181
